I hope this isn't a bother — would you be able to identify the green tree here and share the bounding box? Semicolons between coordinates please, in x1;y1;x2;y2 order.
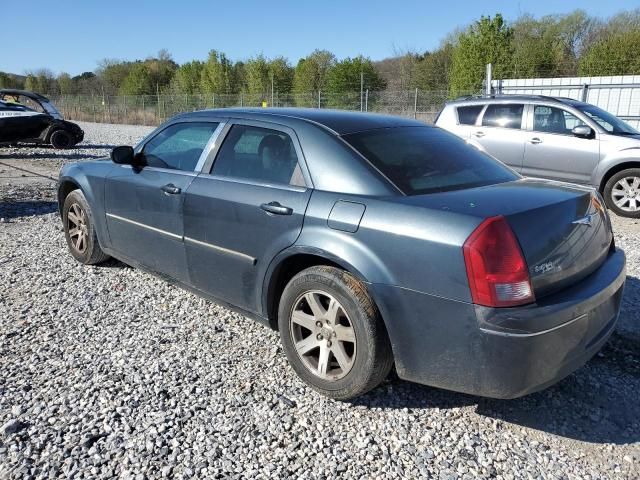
579;30;640;75
24;69;56;94
57;73;74;94
243;55;270;99
98;59;133;94
449;14;514;97
412;42;455;91
268;56;294;97
200;50;235;94
120;63;153;95
326;56;385;94
172;60;204;94
0;72;23;89
293;49;336;94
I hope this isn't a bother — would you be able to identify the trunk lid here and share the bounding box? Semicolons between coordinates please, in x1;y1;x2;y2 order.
395;178;614;298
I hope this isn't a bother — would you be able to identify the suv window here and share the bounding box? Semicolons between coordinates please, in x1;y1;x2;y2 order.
143;122;218;171
457;105;484;125
533;105;585;134
212;125;304;186
481;104;524;129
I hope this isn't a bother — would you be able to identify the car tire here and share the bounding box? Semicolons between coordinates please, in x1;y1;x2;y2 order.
50;129;75;149
62;190;110;265
278;266;393;400
603;168;640;218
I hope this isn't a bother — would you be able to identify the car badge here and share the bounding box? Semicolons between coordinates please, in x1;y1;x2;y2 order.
572;212;598;227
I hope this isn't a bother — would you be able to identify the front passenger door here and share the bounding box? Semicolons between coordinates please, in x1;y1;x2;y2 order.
105;121;220;281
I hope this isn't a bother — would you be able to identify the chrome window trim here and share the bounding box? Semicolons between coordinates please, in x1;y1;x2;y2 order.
195;121;228;173
207;118;314;188
197;172;308;193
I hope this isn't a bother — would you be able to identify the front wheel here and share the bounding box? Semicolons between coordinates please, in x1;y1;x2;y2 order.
50;129;75;149
62;190;110;265
278;266;393;400
603;168;640;218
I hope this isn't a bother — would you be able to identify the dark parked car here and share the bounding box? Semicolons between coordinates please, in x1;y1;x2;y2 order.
0;89;83;148
58;108;626;400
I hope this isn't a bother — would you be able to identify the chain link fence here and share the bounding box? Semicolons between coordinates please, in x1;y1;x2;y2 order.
49;90;474;126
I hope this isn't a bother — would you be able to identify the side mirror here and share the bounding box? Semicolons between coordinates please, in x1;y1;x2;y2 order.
111;145;135;164
572;125;594;139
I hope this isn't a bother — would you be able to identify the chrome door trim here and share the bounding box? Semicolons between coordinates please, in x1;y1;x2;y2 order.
184;236;256;264
107;213;256;263
195;121;228;173
106;213;182;240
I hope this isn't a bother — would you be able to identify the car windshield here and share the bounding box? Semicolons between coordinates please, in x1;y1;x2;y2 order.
574;104;639;135
343;126;519;195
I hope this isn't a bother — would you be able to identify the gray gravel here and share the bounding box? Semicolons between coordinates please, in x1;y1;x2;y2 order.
1;123;639;479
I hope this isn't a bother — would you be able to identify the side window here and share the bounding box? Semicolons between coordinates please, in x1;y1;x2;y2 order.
212;124;304;186
481;104;524;129
142;122;218;171
457;105;484;125
533;106;585;135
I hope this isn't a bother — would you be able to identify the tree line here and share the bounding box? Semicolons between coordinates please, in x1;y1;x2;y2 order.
1;9;638;99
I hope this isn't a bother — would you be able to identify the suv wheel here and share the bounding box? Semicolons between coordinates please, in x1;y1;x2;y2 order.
603;168;640;218
278;266;393;400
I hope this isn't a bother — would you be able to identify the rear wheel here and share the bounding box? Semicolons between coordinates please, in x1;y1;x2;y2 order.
62;190;110;265
50;129;74;149
604;168;640;218
278;266;393;400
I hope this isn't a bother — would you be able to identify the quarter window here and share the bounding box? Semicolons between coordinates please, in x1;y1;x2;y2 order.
142;122;219;171
212;125;304;186
457;105;484;125
481;104;524;129
533;105;585;135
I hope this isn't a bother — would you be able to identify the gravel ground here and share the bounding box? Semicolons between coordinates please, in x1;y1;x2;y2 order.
0;123;639;479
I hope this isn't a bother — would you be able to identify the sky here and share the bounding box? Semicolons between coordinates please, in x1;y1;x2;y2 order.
2;0;638;76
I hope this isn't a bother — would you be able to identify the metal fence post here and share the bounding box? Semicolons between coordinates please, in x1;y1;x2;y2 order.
581;84;589;102
485;63;492;96
365;89;369;112
318;90;321;109
414;88;418;119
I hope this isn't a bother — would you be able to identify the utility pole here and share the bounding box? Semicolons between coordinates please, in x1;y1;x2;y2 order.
485;63;492;96
360;71;364;112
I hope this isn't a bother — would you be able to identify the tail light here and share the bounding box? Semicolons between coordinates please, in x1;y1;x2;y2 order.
463;216;534;308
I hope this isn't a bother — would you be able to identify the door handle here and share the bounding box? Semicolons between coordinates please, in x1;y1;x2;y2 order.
530;137;542;144
260;201;293;216
161;183;181;195
473;131;485;138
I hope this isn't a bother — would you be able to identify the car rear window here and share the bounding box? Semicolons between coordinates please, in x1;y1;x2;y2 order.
343;126;518;195
457;105;484;125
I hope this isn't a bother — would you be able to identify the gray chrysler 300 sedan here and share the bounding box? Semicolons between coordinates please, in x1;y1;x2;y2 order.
58;108;626;400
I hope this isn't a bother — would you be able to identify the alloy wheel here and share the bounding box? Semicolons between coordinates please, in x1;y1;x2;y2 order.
67;203;88;253
289;290;356;380
611;176;640;212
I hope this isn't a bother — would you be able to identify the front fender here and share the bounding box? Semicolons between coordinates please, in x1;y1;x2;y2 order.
58;161;113;249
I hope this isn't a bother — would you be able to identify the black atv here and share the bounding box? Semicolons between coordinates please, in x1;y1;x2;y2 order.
0;89;83;149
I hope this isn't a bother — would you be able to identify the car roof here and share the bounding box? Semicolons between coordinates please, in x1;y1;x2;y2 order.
179;107;427;135
447;94;588;108
0;89;50;102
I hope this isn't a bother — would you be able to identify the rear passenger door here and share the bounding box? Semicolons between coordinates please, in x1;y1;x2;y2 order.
452;104;485;139
472;103;527;172
182;120;313;312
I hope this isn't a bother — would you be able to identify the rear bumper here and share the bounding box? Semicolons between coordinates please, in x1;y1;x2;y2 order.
370;248;626;399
